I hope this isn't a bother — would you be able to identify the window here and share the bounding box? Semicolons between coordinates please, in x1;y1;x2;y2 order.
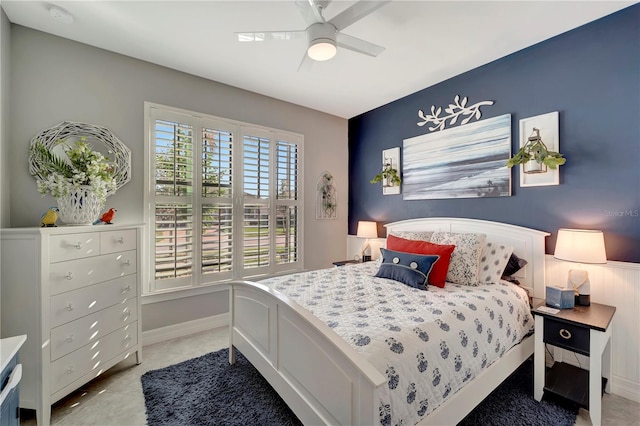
145;104;303;294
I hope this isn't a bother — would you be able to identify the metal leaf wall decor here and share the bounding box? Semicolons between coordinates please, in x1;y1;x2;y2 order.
417;95;494;131
316;172;337;219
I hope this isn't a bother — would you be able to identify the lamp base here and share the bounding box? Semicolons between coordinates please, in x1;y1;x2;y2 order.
576;294;590;306
567;269;591;307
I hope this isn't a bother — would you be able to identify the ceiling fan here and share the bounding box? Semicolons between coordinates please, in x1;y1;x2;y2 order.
236;0;390;66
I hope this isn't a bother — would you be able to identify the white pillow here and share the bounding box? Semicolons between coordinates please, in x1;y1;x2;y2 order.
430;231;486;286
478;242;514;284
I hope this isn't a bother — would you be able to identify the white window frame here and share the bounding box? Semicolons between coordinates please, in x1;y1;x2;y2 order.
143;102;304;297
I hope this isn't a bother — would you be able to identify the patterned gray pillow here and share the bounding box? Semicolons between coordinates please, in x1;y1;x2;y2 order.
478;242;514;284
388;230;433;241
430;231;486;286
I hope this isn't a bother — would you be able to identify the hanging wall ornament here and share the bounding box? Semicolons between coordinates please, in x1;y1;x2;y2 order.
417;95;494;131
316;172;337;219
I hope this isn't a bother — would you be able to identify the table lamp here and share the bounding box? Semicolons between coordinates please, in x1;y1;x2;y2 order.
356;221;378;262
553;228;607;306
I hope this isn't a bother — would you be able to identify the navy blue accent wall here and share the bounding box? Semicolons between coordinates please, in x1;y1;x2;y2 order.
349;5;640;263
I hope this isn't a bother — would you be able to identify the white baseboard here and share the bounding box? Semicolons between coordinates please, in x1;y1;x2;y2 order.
612;375;640;404
142;313;229;346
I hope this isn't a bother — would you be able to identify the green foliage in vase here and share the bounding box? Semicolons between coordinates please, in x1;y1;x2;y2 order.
30;138;117;203
370;164;401;186
506;140;566;170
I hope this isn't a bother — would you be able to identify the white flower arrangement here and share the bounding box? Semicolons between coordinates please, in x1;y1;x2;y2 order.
30;138;117;204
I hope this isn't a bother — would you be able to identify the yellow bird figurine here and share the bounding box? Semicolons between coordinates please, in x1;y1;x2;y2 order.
40;206;59;227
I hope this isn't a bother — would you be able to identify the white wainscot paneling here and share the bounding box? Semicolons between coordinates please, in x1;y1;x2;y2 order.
545;256;640;403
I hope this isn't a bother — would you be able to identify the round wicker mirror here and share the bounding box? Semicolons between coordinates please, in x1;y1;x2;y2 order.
28;121;131;192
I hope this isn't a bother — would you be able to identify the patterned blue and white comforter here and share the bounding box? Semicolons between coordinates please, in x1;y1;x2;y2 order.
259;262;534;426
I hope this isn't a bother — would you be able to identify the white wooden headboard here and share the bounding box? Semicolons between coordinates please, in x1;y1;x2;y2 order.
384;217;550;299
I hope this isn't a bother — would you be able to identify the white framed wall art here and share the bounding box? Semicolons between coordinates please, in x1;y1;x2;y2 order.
519;111;560;187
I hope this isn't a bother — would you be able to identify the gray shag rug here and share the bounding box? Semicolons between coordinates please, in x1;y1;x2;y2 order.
142;349;578;426
142;349;302;426
458;359;579;426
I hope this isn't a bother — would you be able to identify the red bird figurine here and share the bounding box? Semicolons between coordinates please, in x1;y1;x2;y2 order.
94;208;117;225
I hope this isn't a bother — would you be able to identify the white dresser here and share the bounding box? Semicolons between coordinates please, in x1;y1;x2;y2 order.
0;225;143;426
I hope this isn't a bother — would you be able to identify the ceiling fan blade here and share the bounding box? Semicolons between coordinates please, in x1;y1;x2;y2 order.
236;31;305;42
297;51;315;72
336;32;385;57
295;0;329;25
328;0;390;31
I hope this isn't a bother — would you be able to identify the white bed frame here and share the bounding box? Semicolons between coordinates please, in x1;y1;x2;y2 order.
228;218;549;425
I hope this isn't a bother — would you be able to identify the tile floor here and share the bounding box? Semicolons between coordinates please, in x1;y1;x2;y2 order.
21;327;640;425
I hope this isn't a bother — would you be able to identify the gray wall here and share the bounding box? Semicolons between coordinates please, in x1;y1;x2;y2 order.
6;25;349;331
1;9;10;227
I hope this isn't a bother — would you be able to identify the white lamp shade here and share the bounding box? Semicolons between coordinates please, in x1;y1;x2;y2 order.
307;39;337;61
554;228;607;264
356;221;378;239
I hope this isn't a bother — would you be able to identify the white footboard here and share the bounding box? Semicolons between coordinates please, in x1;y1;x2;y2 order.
229;281;387;426
229;280;536;426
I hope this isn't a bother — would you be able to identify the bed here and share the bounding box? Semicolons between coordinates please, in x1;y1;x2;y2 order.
228;218;549;425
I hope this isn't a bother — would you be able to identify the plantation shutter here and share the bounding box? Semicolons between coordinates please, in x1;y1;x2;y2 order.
201;124;234;280
275;139;300;266
153;118;194;290
242;131;271;274
146;104;303;295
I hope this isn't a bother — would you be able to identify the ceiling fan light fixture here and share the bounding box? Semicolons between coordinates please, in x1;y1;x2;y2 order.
307;38;337;61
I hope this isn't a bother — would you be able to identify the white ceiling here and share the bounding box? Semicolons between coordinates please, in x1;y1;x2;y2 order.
2;1;635;118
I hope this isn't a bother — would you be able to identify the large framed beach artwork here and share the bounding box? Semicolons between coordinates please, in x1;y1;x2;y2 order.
403;114;512;200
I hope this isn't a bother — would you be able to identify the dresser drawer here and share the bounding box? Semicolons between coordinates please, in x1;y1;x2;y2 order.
50;275;137;328
49;232;101;263
543;318;590;355
50;297;138;361
49;250;137;295
50;323;138;394
100;229;137;254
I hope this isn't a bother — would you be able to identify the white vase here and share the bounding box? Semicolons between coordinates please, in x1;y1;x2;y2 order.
57;186;104;225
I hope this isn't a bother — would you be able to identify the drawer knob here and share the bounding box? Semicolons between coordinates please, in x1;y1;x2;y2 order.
66;366;74;374
74;242;82;250
122;285;132;294
123;259;131;267
117;237;125;244
65;272;73;280
559;328;572;340
66;334;74;343
65;303;74;311
124;334;132;342
122;309;131;321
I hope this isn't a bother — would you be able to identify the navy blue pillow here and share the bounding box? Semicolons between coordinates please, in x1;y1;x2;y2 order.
375;248;439;290
503;253;528;277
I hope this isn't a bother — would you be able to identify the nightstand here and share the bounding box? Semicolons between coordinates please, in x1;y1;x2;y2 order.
532;302;615;426
332;259;360;267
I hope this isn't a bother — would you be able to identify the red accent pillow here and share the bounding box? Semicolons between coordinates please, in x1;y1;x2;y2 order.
386;234;455;288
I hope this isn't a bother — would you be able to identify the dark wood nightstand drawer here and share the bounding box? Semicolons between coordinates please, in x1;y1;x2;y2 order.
543;319;590;356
